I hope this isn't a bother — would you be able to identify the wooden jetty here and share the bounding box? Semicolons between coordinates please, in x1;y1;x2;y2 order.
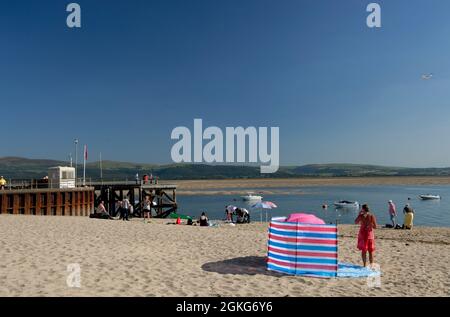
0;180;177;218
92;181;177;218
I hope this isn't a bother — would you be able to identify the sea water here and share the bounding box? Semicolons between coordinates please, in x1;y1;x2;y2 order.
176;185;450;227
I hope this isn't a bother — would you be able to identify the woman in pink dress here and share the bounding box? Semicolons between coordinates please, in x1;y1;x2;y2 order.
355;204;377;267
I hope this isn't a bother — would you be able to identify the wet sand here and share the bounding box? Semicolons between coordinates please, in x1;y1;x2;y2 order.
165;177;450;195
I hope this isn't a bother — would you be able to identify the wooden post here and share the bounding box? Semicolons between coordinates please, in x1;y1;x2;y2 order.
81;190;85;216
36;193;42;216
56;192;62;216
77;191;81;216
13;194;19;215
90;190;94;215
45;192;52;216
25;193;31;215
1;194;7;214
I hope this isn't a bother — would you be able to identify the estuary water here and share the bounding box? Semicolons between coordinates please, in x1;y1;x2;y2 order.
176;185;450;227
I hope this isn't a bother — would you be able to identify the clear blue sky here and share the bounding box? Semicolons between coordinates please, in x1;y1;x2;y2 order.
1;0;450;167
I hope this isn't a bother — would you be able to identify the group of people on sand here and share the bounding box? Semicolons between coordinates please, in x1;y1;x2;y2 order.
94;196;156;221
95;199;132;220
387;200;414;230
355;200;415;268
225;206;250;224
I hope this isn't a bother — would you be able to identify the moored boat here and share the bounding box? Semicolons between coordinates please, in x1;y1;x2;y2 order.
334;200;360;208
241;192;263;201
419;194;441;200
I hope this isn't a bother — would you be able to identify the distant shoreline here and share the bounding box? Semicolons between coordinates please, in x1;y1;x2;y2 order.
164;176;450;195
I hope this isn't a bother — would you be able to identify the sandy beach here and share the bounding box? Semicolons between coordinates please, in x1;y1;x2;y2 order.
0;215;448;297
169;177;450;196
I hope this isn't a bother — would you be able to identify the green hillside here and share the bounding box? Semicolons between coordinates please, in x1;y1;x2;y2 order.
1;157;450;180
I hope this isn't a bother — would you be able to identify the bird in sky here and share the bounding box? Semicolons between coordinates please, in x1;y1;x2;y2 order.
421;73;433;80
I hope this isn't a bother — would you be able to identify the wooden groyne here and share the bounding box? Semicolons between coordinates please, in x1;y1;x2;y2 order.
0;187;94;216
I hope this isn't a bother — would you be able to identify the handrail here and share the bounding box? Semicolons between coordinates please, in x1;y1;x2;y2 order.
0;177;164;190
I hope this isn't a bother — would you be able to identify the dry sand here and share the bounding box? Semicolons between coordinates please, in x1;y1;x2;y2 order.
0;215;449;297
167;177;450;196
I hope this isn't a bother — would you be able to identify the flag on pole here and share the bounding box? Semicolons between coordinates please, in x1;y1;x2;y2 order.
84;145;88;161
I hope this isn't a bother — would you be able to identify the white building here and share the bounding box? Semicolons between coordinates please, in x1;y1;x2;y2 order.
48;166;76;189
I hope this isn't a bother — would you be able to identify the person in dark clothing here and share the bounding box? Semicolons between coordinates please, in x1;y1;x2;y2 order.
199;212;209;227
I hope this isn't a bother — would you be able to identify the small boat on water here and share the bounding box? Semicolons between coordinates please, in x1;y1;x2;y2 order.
241;192;263;201
334;200;360;209
419;194;441;200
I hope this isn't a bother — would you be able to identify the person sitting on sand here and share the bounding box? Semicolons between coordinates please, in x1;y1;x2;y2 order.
355;204;377;267
95;201;112;219
403;204;414;230
96;200;107;214
199;212;209;227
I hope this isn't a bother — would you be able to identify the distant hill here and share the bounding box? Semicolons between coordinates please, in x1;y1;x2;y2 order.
1;157;450;180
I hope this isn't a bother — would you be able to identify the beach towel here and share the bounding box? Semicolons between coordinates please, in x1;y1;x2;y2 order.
337;263;381;278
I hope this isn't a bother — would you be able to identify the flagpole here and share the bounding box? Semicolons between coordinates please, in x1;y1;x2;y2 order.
100;152;103;181
74;139;78;186
83;145;87;186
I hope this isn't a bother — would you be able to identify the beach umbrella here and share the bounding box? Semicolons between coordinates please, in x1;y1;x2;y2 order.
285;213;325;225
251;201;277;209
251;201;278;222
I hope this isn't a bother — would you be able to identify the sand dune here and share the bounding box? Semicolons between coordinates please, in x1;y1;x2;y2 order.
0;215;448;297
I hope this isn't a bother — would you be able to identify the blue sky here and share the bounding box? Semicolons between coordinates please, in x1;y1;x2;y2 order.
1;0;450;167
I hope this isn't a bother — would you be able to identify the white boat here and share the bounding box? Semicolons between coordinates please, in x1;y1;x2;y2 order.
419;194;441;200
241;193;263;201
334;200;360;208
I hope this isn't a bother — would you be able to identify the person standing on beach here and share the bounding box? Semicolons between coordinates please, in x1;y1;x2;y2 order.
143;196;152;221
403;204;414;229
388;200;397;227
0;176;6;190
355;204;377;267
122;198;130;221
135;173;139;184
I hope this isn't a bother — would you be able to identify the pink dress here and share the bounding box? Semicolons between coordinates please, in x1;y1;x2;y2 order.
357;214;376;252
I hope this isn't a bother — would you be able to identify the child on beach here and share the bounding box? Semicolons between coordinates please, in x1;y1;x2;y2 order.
355;204;377;267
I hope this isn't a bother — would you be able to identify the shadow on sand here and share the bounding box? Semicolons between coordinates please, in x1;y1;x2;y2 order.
202;256;283;276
